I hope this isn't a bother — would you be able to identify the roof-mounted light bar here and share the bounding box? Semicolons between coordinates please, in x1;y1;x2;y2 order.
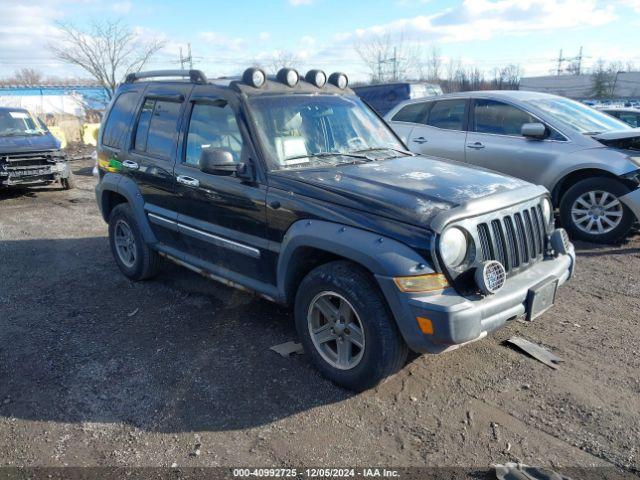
305;69;327;88
328;72;348;89
277;68;300;87
242;68;267;88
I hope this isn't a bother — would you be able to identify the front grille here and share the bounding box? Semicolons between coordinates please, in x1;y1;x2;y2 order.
1;150;63;168
477;204;546;273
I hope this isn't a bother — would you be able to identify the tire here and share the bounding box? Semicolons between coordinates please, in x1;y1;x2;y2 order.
294;260;408;391
559;177;634;244
108;203;162;280
60;171;75;190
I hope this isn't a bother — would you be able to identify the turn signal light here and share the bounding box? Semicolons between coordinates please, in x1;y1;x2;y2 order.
393;273;449;293
416;317;434;335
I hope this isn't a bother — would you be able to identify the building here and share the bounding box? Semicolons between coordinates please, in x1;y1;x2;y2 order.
0;85;109;117
520;72;640;100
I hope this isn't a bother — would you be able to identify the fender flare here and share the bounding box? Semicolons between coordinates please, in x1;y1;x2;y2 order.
276;219;432;300
96;174;157;244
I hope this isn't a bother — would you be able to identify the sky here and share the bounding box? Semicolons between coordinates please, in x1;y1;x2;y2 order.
1;0;639;83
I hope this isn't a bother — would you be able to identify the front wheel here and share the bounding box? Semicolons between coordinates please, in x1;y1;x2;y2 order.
294;261;408;391
559;177;634;244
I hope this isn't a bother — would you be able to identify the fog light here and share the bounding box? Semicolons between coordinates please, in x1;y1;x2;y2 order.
394;273;449;293
475;261;506;295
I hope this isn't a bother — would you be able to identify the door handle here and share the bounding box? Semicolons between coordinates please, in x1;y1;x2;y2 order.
176;175;200;187
122;160;139;170
466;142;485;150
412;136;428;144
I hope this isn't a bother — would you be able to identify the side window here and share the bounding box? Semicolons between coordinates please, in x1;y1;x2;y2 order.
133;99;181;158
619;113;639;127
391;102;429;123
427;100;466;130
473;99;536;136
102;92;138;149
185;102;244;167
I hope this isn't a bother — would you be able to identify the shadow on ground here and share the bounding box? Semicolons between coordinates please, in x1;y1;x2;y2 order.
0;237;350;433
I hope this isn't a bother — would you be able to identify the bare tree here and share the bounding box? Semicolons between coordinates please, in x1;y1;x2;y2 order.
269;50;300;74
354;32;421;83
417;45;442;82
49;20;165;99
13;68;43;85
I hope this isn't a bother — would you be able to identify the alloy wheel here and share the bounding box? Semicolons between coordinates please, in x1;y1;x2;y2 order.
571;190;623;235
114;219;137;268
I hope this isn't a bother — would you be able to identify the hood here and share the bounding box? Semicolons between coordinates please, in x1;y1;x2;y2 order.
592;128;640;151
0;132;61;155
270;155;532;227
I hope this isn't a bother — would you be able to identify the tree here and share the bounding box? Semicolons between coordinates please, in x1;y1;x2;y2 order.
13;68;43;85
49;20;165;99
354;32;421;83
590;59;621;99
417;45;442;82
269;50;301;74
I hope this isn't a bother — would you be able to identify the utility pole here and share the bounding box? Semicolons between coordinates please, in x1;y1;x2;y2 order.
179;43;193;70
556;49;564;76
575;46;583;75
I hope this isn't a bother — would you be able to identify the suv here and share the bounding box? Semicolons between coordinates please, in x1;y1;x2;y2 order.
0;107;74;190
385;91;640;244
95;69;575;391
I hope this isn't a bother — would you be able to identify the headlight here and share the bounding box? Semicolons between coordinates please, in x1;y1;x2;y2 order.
440;227;468;268
541;198;553;226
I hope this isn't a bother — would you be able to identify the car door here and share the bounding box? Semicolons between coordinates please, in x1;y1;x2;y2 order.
387;100;430;144
407;98;468;162
123;84;193;247
171;88;270;285
465;98;574;187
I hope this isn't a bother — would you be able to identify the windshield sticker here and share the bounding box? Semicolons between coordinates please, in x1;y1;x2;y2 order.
9;112;29;119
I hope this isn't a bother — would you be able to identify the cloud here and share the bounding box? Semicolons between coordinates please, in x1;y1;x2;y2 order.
112;1;132;14
289;0;313;5
258;31;271;41
198;31;246;51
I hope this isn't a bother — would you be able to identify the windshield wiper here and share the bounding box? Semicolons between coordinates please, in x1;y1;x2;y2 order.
350;147;415;158
285;152;374;164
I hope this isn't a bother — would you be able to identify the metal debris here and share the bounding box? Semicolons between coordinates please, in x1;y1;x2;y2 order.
495;462;573;480
506;336;563;370
269;341;304;357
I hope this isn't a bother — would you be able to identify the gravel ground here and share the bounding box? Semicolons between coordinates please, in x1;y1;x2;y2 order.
0;156;638;476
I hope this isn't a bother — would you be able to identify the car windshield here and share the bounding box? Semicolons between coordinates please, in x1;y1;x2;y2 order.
0;110;46;137
529;97;631;134
248;94;406;170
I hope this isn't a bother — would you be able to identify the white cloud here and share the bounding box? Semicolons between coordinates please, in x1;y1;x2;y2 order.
289;0;313;6
112;1;132;14
258;31;271;41
198;31;246;51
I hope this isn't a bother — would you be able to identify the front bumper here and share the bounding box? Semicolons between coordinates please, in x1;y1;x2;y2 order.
0;161;70;187
377;247;576;354
620;187;640;222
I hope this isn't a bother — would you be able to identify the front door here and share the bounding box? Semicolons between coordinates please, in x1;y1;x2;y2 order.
171;90;270;285
407;98;468;162
465;98;574;188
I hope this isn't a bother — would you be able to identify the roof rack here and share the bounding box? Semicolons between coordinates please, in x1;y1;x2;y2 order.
125;70;208;84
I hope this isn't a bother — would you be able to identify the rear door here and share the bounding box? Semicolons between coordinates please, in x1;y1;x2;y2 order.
387;101;430;144
124;83;193;246
407;98;468;161
465;98;574;187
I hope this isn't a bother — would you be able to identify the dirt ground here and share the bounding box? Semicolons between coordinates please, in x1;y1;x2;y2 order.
0;156;638;476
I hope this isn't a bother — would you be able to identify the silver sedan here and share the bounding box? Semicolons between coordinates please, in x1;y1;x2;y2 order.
385;91;640;244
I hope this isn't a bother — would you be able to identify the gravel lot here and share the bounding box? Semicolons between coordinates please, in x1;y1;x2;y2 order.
0;156;638;476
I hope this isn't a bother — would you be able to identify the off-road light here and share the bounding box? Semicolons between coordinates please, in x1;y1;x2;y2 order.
328;72;348;89
305;69;327;88
277;68;299;87
393;273;449;293
440;227;468;268
242;68;266;88
475;261;506;295
541;198;553;227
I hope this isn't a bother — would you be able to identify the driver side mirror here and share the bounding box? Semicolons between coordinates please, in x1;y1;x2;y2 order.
199;148;237;175
521;122;547;139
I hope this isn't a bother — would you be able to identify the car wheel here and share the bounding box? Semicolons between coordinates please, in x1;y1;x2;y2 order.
559;177;634;244
108;203;162;280
294;260;408;391
60;171;75;190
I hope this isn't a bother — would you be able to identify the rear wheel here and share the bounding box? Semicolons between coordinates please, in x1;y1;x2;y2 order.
559;177;634;243
294;261;408;391
108;203;162;280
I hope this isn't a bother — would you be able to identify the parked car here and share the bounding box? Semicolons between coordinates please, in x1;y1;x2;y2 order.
598;107;640;128
0;107;74;190
385;91;640;243
95;69;574;391
353;82;442;116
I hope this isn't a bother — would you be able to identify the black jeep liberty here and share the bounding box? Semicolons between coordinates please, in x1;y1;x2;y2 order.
95;68;575;391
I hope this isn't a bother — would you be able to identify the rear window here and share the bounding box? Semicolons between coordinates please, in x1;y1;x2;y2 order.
427;99;466;130
133;99;181;158
391;102;430;123
102;92;138;149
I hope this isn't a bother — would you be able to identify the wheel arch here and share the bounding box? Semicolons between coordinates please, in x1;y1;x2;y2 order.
551;168;624;206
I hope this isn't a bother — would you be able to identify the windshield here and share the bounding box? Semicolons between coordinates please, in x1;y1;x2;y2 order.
0;110;46;137
248;95;406;170
529;97;631;134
